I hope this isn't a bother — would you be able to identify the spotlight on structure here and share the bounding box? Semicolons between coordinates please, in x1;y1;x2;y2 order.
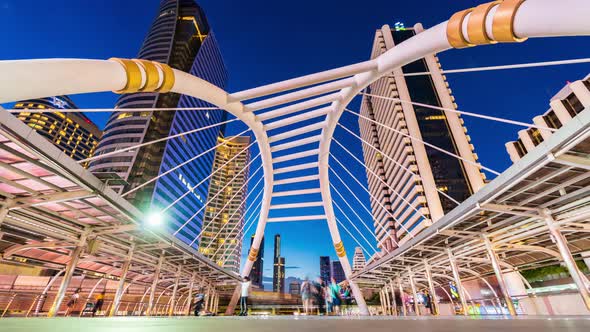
146;211;163;227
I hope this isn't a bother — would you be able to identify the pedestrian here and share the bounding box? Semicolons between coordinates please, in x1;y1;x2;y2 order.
341;283;352;313
65;288;81;316
301;277;312;314
328;278;342;315
193;294;205;316
92;290;105;317
239;276;251;316
424;291;434;315
312;277;325;315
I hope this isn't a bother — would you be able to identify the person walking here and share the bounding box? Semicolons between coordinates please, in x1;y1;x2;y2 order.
91;291;105;317
65;288;81;316
312;277;325;315
239;276;251;316
193;294;205;317
301;277;312;315
328;278;342;315
341;283;352;314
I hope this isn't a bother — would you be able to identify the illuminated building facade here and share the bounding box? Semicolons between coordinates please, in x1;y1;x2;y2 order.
14;96;101;167
359;23;485;251
352;247;366;272
319;256;331;285
506;74;590;162
88;0;228;246
249;234;264;289
273;234;285;293
199;136;251;273
331;261;346;284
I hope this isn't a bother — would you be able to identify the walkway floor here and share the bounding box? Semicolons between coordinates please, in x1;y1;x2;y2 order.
1;316;590;332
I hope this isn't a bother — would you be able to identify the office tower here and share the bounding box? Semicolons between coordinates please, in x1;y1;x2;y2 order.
319;256;331;284
249;235;264;289
289;282;301;295
89;0;228;246
352;247;366;272
506;74;590;162
14;96;101;167
273;234;285;293
359;23;485;251
331;261;346;284
199;136;251;273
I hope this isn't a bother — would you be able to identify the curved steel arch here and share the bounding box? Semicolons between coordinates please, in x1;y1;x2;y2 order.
2;0;590;317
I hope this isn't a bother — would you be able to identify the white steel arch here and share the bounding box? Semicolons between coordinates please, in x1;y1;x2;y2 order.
2;0;590;316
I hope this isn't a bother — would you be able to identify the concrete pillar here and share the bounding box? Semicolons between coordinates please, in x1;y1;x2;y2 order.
47;244;84;317
168;266;182;316
447;248;468;316
185;273;196;316
424;260;438;315
147;253;164;316
379;290;386;315
543;210;590;311
483;236;517;316
389;279;398;316
407;268;420;316
398;278;407;316
109;245;134;317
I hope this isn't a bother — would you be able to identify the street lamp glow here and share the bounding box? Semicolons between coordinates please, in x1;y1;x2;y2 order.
146;211;163;226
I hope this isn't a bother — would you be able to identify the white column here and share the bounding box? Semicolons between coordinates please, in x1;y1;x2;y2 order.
407;268;420;316
389;279;398;316
168;266;181;316
185;273;196;316
482;236;517;316
543;210;590;311
109;244;134;317
398;278;407;316
146;253;164;316
47;244;84;317
424;260;438;315
447;249;468;316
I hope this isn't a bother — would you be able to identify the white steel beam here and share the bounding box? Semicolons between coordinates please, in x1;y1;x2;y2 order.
258;93;340;122
273;175;320;185
270;135;321;153
267;215;327;223
270;202;323;210
272;149;319;164
273;188;321;197
269;122;326;143
264;106;331;131
274;162;318;175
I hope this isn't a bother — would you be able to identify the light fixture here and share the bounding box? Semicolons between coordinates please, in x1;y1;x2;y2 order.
146;211;163;226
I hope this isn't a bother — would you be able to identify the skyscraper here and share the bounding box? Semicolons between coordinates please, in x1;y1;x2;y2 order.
331;261;346;284
319;256;331;285
249;235;264;289
506;74;590;163
89;0;228;246
14;96;101;167
273;234;285;293
359;23;485;251
352;247;366;272
199;136;251;273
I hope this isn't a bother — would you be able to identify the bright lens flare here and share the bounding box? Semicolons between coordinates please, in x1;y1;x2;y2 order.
146;212;163;226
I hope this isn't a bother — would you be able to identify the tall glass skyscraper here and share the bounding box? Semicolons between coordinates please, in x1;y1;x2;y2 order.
273;234;285;293
359;23;485;252
89;0;228;246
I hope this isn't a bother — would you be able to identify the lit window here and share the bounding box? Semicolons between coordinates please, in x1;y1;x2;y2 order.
117;112;132;120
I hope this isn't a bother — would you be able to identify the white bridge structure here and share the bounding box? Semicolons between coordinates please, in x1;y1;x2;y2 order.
1;0;590;317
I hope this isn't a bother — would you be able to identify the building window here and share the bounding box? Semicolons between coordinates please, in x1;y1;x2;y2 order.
562;93;584;117
543;110;562;129
515;139;527;158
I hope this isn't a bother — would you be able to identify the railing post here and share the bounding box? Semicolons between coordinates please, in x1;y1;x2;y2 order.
185;273;196;316
482;235;517;316
1;294;17;318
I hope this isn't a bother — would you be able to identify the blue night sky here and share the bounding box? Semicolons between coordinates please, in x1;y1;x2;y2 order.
2;0;590;281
